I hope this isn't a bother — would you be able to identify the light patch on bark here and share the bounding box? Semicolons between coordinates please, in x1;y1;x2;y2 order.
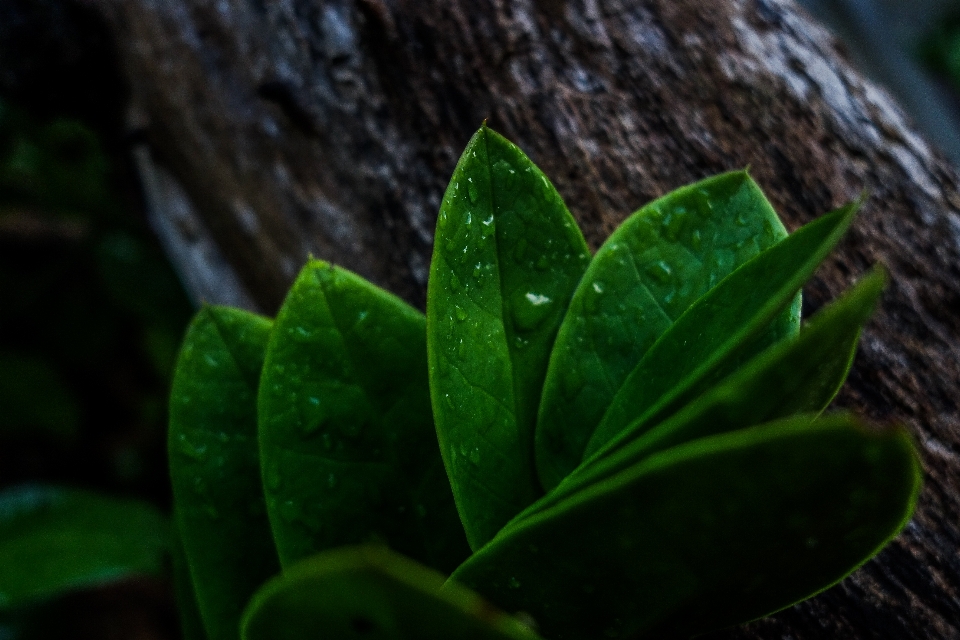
134;145;260;311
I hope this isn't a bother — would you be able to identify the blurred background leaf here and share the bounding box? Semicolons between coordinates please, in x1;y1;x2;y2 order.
0;91;192;638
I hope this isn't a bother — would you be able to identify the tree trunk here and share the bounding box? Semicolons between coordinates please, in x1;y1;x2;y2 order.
93;0;960;637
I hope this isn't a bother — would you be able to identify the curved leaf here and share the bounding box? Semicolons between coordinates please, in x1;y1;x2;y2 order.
584;201;859;459
259;261;468;571
241;545;542;640
168;306;279;640
535;171;796;489
517;267;886;523
171;531;209;640
427;125;590;549
0;485;167;608
451;413;921;640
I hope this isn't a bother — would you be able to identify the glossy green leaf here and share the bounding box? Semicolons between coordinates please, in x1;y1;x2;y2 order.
518;267;886;523
451;413;921;640
584;201;859;459
535;171;797;489
168;306;279;640
171;531;209;640
0;485;167;608
427;124;591;550
259;260;468;571
241;545;542;640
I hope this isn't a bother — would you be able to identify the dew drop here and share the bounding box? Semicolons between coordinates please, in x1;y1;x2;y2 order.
538;175;555;202
449;272;462;291
695;188;714;216
192;476;209;498
646;261;672;284
469;447;481;465
265;462;283;491
279;500;299;523
465;211;472;225
493;159;517;192
454;306;468;322
177;434;208;461
294;326;315;342
690;229;703;252
663;207;686;241
473;262;482;278
513;291;553;332
468;180;479;203
509;576;521;589
762;218;775;242
592;281;604;294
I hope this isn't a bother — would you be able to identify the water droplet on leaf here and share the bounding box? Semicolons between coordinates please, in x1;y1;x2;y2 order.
646;261;672;284
513;291;553;332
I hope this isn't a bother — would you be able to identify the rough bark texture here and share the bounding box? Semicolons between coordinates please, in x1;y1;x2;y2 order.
90;0;960;637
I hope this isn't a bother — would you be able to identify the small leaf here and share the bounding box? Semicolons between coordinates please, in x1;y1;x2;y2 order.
0;485;167;608
451;413;921;640
584;201;859;459
427;125;591;550
259;261;468;571
535;171;796;489
241;545;542;640
168;306;279;640
521;267;887;521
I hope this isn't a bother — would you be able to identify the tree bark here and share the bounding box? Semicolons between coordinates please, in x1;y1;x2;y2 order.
93;0;960;637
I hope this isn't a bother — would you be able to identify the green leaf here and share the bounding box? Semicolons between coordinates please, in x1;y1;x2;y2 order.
168;306;279;640
519;267;886;523
0;485;167;608
535;171;796;489
427;124;591;550
584;201;859;459
241;545;542;640
451;413;921;640
259;260;468;571
171;531;209;640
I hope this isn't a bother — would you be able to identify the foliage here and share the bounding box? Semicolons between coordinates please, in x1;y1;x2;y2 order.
0;96;190;637
168;125;920;639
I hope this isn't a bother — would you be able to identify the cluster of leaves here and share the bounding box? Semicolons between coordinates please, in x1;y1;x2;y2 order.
169;125;920;640
0;97;189;637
